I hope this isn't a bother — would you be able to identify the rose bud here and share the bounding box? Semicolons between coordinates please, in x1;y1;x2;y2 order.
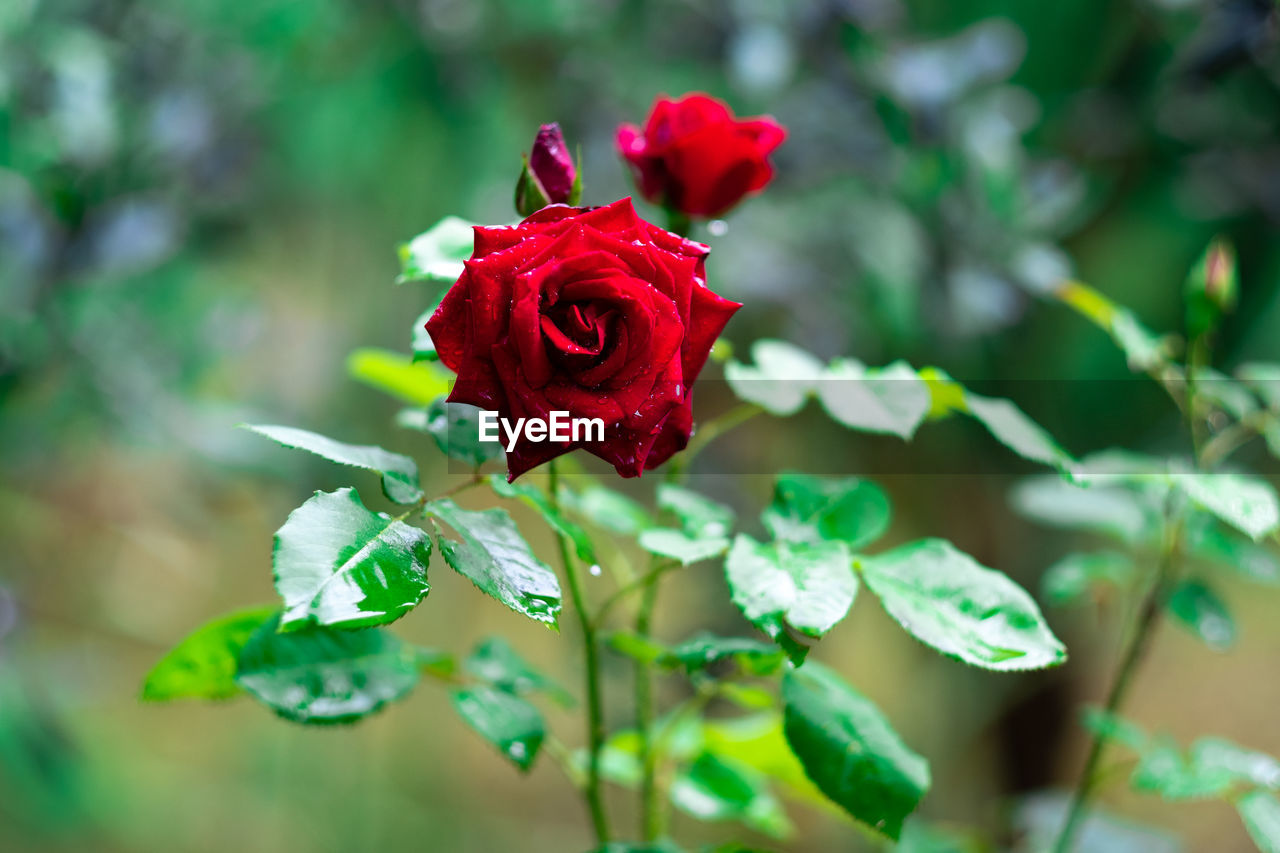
425;198;741;480
515;122;580;217
616;93;786;219
1186;236;1237;339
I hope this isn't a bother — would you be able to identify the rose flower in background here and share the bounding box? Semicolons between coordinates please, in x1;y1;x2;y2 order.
425;198;740;480
617;92;786;222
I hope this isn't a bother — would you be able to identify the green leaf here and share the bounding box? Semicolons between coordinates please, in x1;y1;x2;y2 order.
1053;280;1174;373
1084;712;1280;800
1178;474;1280;541
465;636;573;706
141;606;276;701
589;844;685;853
427;498;561;628
564;483;654;536
1239;791;1280;853
1041;551;1134;607
860;539;1066;671
639;528;731;566
398;216;475;284
782;665;930;840
243;423;423;504
489;474;596;564
273;488;431;632
606;631;671;666
1191;737;1280;790
762;472;890;549
665;633;787;677
963;393;1077;479
670;752;793;838
657;484;734;538
450;685;544;771
894;820;985;853
348;347;452;405
1131;735;1238;800
725;535;857;664
1237;363;1280;411
1167;580;1236;652
817;359;930;439
1185;516;1280;586
725;340;824;416
1010;476;1159;544
234;614;419;724
1110;307;1173;372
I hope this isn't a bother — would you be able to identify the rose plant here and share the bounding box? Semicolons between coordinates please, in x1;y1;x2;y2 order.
138;96;1280;852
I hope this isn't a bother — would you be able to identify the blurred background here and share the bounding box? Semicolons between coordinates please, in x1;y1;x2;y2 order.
2;0;1280;850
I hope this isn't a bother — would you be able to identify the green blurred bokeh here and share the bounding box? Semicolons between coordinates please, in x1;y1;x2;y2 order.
2;0;1279;850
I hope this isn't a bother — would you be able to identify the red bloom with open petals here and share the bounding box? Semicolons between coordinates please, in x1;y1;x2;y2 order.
425;198;741;480
616;93;786;219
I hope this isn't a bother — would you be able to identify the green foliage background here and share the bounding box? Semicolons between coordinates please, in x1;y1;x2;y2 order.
2;0;1279;850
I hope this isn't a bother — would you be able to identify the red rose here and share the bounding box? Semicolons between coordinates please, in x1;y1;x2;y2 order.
426;198;741;480
616;93;786;219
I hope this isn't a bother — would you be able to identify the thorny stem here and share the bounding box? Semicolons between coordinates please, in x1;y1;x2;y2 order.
548;460;611;844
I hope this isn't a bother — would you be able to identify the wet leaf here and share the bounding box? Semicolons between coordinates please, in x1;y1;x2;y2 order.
782;665;929;840
465;636;573;706
490;474;596;563
398;216;475;283
1041;551;1134;607
1238;791;1280;853
243;423;423;504
817;359;930;439
860;539;1066;671
1167;580;1235;652
427;498;561;628
657;484;734;538
762;472;890;549
639;528;730;565
1178;474;1280;541
234;615;419;724
726;535;857;665
273;488;431;632
450;685;544;771
725;340;824;416
142;606;276;701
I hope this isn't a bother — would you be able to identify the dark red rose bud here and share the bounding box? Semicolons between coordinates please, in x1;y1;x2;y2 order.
516;123;579;217
425;198;741;480
530;123;577;203
616;93;786;219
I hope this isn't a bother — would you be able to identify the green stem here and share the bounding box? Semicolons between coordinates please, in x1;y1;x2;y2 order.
548;461;611;844
665;209;692;239
1053;502;1183;853
632;402;761;836
636;568;661;840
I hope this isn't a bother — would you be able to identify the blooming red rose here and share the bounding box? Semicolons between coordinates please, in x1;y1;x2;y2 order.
616;93;786;219
426;198;741;480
